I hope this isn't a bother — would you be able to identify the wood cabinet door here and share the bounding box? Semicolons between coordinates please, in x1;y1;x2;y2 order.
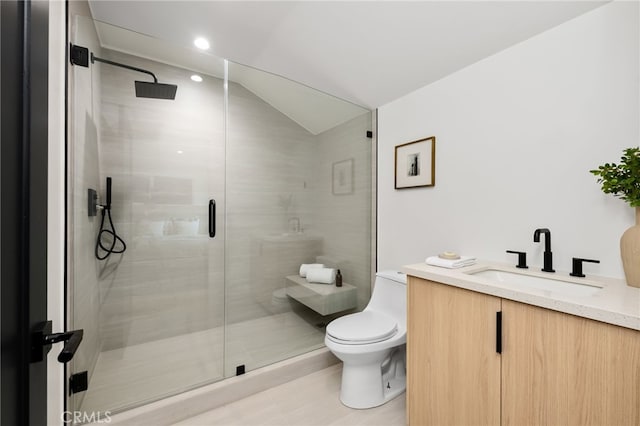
502;300;640;426
501;300;570;426
567;311;640;426
407;278;501;426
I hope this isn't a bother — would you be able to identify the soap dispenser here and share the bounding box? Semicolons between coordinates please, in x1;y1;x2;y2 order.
335;269;343;287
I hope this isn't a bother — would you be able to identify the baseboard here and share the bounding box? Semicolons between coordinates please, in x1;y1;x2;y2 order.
99;348;338;426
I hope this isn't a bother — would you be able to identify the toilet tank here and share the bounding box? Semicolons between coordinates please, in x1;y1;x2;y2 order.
365;271;407;325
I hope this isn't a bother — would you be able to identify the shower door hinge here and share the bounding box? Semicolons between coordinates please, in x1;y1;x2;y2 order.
70;44;89;67
366;131;373;139
69;371;88;395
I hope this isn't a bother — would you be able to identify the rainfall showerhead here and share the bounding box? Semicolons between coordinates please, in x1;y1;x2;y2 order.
135;81;178;100
74;48;179;100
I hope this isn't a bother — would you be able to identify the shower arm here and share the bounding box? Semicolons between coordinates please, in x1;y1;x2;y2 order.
90;52;158;83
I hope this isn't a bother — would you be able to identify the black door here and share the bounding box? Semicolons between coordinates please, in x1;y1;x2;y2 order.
1;0;50;424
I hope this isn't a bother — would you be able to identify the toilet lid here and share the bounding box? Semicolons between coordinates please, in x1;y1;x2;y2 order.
327;311;398;344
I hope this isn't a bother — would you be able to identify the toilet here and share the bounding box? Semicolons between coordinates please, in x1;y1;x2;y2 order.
324;270;407;409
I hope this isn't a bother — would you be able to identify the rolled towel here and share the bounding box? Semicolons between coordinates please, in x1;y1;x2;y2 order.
299;263;325;278
306;268;336;284
425;256;477;269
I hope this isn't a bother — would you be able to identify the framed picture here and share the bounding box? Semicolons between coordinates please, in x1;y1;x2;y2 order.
332;158;354;195
394;136;435;189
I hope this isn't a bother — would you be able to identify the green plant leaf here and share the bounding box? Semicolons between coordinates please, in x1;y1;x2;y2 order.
590;147;640;207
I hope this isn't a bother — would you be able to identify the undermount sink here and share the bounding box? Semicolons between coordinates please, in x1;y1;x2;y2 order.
467;268;603;297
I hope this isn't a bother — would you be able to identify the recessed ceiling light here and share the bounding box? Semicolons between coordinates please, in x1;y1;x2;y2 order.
177;150;184;154
190;75;203;83
193;37;210;50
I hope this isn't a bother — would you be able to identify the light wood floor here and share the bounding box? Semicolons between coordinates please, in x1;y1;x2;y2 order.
173;364;406;426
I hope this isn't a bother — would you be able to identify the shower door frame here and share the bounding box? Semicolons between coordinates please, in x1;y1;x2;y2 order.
1;0;52;424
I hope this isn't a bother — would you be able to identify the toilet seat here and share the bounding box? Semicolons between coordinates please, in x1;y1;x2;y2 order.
326;311;398;345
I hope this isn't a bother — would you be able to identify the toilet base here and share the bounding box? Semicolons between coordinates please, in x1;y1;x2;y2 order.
338;346;406;409
381;375;406;405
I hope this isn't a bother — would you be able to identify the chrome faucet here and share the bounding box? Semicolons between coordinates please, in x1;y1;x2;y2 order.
533;228;555;272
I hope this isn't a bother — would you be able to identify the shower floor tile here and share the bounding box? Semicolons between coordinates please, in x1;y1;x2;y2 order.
80;311;325;414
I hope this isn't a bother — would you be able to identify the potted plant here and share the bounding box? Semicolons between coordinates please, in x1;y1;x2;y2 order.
590;147;640;287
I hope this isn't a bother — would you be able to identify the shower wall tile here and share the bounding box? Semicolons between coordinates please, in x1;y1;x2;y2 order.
225;81;317;325
312;113;373;310
98;50;226;349
95;48;371;355
247;235;323;316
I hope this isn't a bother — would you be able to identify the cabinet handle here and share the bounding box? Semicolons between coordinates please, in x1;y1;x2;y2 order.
496;311;502;354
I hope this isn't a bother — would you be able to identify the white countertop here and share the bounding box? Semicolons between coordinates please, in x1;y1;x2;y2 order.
403;261;640;331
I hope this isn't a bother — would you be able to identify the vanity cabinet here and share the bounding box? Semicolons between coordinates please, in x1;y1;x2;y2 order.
407;276;640;426
502;299;640;426
407;276;501;425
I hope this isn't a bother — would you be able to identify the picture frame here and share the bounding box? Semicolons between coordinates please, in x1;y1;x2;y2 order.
332;158;354;195
394;136;435;189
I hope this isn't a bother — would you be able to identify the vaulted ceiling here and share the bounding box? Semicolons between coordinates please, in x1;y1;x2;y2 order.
88;1;607;109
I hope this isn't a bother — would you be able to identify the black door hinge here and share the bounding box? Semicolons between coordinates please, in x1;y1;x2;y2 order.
69;371;88;395
70;44;89;67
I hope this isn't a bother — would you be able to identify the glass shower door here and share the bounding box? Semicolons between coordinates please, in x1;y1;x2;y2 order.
68;15;226;415
67;11;373;417
223;61;372;377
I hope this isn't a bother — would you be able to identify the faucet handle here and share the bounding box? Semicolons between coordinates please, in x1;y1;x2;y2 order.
506;250;528;269
570;257;600;277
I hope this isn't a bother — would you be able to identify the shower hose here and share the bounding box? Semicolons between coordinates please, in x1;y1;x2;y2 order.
95;208;127;260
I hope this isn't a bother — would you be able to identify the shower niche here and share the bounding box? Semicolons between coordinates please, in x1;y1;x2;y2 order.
68;13;372;417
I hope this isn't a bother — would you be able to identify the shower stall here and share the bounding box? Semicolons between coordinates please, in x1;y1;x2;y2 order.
68;14;373;415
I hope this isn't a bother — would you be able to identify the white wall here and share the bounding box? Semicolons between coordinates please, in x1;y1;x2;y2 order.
378;1;639;279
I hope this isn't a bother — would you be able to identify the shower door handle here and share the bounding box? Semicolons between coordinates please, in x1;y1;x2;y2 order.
209;199;216;238
31;320;84;363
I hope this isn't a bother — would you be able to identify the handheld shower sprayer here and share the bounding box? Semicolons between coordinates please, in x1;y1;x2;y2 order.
106;175;112;210
95;177;127;260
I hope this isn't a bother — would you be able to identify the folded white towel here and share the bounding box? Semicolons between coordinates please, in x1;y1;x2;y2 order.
306;268;336;284
425;256;477;269
299;263;325;278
